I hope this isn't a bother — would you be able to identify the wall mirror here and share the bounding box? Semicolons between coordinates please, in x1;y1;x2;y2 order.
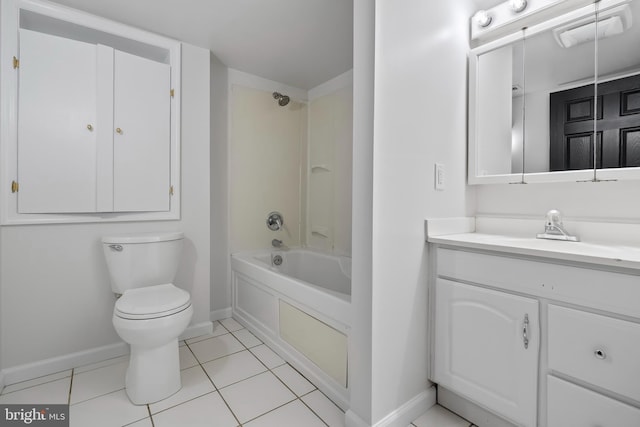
469;0;640;184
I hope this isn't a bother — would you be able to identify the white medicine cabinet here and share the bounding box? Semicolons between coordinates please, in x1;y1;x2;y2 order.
0;0;182;224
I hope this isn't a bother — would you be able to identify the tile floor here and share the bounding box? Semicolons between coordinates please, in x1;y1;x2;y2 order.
0;317;474;426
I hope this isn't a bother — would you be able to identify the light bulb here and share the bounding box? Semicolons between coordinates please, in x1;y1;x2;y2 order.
509;0;528;13
473;10;492;28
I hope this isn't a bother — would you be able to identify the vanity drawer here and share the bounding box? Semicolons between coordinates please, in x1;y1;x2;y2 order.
548;305;640;402
547;375;640;426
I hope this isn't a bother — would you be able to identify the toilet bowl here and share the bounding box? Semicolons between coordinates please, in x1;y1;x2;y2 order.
102;232;192;405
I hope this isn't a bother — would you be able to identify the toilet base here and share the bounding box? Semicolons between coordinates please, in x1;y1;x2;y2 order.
125;339;182;405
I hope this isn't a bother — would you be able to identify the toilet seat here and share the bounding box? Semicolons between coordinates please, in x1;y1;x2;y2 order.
115;283;191;320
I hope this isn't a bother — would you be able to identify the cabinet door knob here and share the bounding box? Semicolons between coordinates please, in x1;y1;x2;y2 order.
87;124;93;131
594;349;606;360
115;127;123;134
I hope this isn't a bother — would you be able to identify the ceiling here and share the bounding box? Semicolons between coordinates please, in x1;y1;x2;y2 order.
49;0;354;90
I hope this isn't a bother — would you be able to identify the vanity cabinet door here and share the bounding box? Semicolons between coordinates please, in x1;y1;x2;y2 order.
17;29;98;213
113;50;171;212
434;279;539;427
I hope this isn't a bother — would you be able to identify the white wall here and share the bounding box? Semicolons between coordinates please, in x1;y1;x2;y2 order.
210;54;230;318
0;42;211;377
348;0;475;425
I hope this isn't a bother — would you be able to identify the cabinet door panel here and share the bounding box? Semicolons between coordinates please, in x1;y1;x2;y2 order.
17;29;97;213
434;279;539;427
113;50;170;212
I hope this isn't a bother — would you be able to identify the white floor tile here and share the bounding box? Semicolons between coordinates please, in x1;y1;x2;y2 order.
185;321;228;344
124;417;153;427
219;371;296;424
272;364;315;396
232;328;262;348
179;345;199;370
1;370;72;395
250;344;285;369
149;365;215;414
202;350;267;388
74;355;129;374
301;390;345;427
188;333;245;363
69;389;148;427
220;317;244;332
70;360;127;404
0;377;70;404
152;392;237;427
412;405;470;427
245;399;326;427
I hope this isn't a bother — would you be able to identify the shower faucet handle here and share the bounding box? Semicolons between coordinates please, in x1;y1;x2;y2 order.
266;212;284;231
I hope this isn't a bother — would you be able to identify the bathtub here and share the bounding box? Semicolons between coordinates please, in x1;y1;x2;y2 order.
231;249;351;409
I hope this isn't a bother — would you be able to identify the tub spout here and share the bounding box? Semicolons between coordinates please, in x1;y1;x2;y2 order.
272;239;283;248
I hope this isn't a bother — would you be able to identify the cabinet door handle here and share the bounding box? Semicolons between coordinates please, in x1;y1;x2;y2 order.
594;349;606;360
87;124;93;131
115;127;123;134
523;313;529;349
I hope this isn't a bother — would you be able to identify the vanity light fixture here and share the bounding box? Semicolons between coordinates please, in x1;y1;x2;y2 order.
509;0;528;13
471;0;565;41
473;10;493;28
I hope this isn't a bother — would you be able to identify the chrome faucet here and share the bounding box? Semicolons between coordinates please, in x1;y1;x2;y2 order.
266;212;284;231
536;209;579;242
272;239;283;248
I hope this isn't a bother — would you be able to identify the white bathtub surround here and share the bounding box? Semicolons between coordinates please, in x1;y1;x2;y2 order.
231;248;350;409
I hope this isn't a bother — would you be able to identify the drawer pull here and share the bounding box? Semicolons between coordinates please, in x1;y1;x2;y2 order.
523;313;529;349
594;349;607;360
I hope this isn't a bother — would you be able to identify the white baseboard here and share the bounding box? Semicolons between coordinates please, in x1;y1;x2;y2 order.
375;386;437;427
346;386;437;427
210;307;232;321
2;341;129;386
179;321;213;341
2;321;212;387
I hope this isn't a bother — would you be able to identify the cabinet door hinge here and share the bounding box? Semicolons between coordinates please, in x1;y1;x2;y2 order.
169;185;174;196
170;89;175;98
13;56;19;69
11;180;19;193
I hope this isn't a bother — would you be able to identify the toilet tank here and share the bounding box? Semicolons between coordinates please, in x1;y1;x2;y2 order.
102;232;184;295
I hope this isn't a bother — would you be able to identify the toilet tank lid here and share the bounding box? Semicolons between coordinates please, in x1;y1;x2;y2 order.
102;231;184;244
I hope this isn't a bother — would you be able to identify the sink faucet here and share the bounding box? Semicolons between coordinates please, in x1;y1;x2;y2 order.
536;209;579;242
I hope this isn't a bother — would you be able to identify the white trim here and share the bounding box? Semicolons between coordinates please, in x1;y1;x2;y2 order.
2;341;128;385
179;321;213;341
0;370;5;393
373;387;437;427
209;307;232;321
308;69;353;100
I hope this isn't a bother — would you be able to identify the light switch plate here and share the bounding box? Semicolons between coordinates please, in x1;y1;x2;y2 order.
435;163;445;191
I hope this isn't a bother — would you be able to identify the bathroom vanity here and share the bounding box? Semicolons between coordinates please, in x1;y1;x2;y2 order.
426;218;640;427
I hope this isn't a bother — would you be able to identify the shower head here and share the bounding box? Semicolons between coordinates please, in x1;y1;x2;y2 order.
272;92;290;107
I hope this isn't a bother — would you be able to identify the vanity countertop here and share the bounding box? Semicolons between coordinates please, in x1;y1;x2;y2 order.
425;217;640;272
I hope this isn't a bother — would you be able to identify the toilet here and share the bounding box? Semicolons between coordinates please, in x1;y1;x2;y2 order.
102;231;193;405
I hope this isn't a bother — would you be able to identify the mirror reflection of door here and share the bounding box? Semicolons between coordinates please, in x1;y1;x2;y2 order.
549;2;640;172
550;74;640;170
